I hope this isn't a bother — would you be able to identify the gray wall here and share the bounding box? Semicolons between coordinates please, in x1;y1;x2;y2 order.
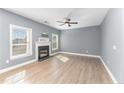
100;8;124;83
60;26;101;55
1;8;124;83
0;9;60;70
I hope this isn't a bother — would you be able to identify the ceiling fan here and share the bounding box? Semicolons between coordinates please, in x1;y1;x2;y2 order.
57;17;78;27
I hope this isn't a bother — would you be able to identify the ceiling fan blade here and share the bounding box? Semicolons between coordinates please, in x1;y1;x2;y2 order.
68;23;71;27
69;22;78;24
56;21;65;23
59;23;66;26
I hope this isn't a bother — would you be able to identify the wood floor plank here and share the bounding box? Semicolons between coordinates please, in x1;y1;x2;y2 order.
0;53;113;84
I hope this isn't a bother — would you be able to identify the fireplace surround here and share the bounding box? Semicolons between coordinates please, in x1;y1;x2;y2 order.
35;40;51;61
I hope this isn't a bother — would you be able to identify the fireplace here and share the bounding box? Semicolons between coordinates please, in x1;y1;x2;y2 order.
38;46;49;61
35;38;51;62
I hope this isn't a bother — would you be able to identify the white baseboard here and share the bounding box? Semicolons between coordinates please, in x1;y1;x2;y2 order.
59;51;118;83
50;51;60;56
0;51;118;84
0;51;61;74
99;57;118;84
0;59;37;74
59;51;100;58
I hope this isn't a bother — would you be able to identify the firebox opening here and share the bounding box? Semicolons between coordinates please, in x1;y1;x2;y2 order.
38;46;49;61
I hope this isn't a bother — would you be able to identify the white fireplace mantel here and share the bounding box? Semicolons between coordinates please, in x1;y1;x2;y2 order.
35;41;51;61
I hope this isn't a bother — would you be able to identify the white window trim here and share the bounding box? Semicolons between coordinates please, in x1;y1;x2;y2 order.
10;24;32;60
52;33;58;51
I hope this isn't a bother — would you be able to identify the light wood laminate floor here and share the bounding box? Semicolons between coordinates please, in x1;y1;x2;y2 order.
0;53;113;84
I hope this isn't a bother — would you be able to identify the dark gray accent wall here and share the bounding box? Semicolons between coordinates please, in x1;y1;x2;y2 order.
100;9;124;83
60;26;101;55
0;9;60;70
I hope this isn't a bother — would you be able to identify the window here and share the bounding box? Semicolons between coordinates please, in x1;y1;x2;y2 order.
52;34;58;51
10;24;32;59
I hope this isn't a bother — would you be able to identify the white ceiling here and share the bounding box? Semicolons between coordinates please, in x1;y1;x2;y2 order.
5;8;109;30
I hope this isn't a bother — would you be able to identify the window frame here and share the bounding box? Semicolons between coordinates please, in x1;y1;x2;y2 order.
10;24;32;60
52;33;58;51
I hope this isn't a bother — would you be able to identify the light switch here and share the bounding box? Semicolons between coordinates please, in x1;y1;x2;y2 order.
6;60;10;64
113;45;117;50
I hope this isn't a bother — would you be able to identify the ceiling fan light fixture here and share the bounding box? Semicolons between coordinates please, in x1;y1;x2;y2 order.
57;18;78;27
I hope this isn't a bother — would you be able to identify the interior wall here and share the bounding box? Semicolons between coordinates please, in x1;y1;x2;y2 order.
0;8;124;84
100;8;124;83
0;9;60;70
60;26;101;55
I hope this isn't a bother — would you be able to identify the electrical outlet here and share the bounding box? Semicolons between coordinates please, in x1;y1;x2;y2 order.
86;50;89;54
113;45;117;50
6;60;10;64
